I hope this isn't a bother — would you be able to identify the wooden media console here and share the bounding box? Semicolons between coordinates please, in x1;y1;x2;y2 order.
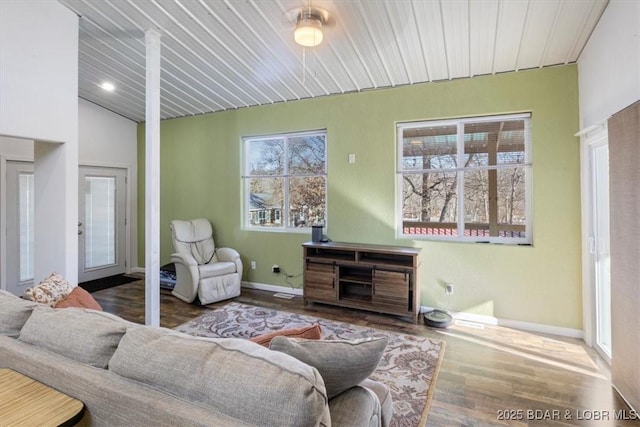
302;241;421;323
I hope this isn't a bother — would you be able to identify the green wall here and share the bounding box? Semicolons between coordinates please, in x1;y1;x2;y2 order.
138;65;582;329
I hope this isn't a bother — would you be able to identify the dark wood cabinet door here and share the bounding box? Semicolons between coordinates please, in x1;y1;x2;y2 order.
304;261;337;302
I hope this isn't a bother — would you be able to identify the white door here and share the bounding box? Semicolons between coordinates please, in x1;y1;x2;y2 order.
5;161;34;296
589;139;611;361
78;166;127;282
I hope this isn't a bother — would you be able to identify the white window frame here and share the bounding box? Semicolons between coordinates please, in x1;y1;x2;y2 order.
396;113;533;244
242;130;327;232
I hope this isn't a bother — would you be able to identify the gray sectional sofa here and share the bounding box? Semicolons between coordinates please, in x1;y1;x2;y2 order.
0;290;392;426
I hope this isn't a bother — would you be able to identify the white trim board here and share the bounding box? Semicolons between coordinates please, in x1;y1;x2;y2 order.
241;281;303;296
420;305;583;339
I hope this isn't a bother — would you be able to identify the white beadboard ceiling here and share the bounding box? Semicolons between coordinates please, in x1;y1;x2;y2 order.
58;0;609;122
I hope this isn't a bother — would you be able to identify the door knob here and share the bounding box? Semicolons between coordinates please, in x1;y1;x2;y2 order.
78;230;83;235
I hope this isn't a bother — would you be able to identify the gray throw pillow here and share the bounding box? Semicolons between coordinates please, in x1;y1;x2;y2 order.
18;306;130;368
270;336;388;398
0;290;39;338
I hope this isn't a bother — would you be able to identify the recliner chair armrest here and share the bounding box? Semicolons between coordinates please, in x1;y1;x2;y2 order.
170;252;200;304
215;247;240;262
216;247;243;281
170;252;198;267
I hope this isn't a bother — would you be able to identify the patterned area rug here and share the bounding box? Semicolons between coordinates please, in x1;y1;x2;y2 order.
176;302;445;427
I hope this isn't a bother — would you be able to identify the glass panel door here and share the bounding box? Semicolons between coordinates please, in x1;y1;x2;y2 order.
4;163;128;291
84;176;116;268
78;166;126;282
5;162;34;296
18;172;34;281
591;141;611;359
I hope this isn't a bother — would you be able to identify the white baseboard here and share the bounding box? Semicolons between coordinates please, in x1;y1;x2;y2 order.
612;384;638;414
131;270;581;339
242;281;303;296
420;305;584;339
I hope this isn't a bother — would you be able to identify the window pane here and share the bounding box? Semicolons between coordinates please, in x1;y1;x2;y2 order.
288;134;326;174
248;177;284;227
85;176;116;268
463;169;490;237
497;167;526;236
247;138;284;176
288;176;326;227
19;173;34;282
402;125;457;170
463;168;526;238
401;172;458;236
464;120;525;166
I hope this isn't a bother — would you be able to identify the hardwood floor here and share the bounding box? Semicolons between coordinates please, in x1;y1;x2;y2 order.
92;280;639;426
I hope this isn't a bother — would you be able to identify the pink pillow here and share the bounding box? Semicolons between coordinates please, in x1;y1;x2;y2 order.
55;287;103;311
250;324;322;347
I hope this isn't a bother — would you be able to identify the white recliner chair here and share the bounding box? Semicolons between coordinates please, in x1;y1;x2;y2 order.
169;218;242;305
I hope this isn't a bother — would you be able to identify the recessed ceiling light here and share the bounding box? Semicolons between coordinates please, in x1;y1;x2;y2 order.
100;82;115;92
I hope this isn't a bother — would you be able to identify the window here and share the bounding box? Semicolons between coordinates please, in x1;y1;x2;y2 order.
397;114;531;244
243;130;327;231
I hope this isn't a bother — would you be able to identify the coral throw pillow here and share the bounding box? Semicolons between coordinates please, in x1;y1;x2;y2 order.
55;286;103;311
250;324;322;347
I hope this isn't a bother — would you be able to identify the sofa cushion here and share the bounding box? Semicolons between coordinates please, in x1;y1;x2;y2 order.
360;378;393;427
18;306;129;368
329;385;381;427
0;290;39;338
270;336;388;399
109;327;331;427
250;324;322;347
24;272;74;306
55;286;103;311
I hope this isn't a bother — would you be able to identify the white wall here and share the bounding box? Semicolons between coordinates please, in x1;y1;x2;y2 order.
0;0;78;284
0;137;32;160
578;0;640;128
79;99;138;166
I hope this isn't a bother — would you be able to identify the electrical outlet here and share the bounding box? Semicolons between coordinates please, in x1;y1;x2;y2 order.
272;264;280;273
445;283;454;295
250;261;256;270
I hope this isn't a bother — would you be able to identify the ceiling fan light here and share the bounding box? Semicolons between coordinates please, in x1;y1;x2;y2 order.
295;17;323;47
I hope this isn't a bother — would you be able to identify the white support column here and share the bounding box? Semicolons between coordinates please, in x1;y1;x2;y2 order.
145;29;161;327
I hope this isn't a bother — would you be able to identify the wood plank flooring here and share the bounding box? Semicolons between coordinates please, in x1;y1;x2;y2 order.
92;280;639;426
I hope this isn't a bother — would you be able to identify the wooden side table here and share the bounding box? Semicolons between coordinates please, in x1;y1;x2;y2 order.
0;368;85;426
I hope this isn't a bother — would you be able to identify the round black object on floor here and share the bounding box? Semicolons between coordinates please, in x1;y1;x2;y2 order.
423;309;453;328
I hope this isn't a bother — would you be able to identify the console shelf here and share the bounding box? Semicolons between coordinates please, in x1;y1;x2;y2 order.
303;241;421;324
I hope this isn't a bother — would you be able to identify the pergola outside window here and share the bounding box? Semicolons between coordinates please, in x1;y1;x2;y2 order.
397;113;532;244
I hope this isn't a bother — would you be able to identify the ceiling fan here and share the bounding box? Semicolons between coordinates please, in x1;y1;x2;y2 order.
285;2;334;83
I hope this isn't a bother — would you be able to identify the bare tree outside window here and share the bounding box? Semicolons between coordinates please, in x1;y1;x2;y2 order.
244;131;327;230
397;115;531;244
